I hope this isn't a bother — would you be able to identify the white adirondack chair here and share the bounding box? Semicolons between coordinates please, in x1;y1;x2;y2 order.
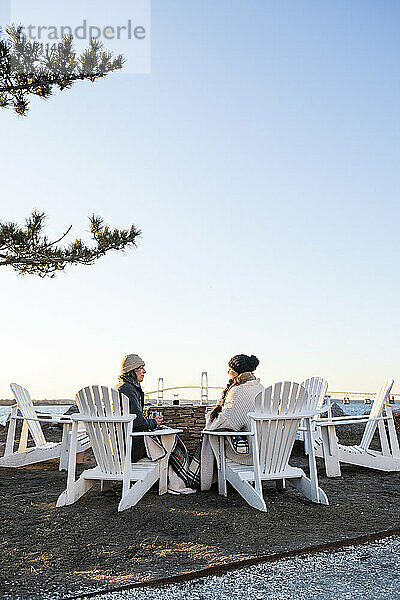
314;380;400;477
0;383;90;470
56;385;181;511
204;381;329;512
296;377;329;452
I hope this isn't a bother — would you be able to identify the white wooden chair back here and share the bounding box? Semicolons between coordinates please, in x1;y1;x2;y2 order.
76;386;130;476
10;383;46;447
253;381;308;476
359;379;394;451
300;377;328;411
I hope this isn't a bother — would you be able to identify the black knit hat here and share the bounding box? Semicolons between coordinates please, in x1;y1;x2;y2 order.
228;354;259;375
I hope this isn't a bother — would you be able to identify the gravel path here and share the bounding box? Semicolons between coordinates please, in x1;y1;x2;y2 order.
86;536;400;600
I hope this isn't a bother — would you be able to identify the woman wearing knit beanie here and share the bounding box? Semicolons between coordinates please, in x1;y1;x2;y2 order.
208;354;261;423
197;354;264;490
115;354;163;462
116;354;197;496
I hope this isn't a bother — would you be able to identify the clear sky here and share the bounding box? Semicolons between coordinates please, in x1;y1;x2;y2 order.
0;0;399;400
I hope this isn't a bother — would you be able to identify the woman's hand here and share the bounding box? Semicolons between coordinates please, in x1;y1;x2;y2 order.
208;405;222;422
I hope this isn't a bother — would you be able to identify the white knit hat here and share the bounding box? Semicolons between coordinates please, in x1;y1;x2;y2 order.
121;354;145;374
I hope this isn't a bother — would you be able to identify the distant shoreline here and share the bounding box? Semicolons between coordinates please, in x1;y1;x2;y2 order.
0;397;389;407
0;399;74;406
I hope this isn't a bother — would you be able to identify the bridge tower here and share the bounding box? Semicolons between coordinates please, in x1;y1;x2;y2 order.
201;372;208;405
157;378;164;406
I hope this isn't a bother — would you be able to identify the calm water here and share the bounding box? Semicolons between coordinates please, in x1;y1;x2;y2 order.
1;401;399;426
0;405;72;426
337;401;400;416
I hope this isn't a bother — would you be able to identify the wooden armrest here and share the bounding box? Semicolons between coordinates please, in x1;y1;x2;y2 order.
202;430;254;436
71;415;136;423
35;413;54;419
316;415;388;426
9;414;73;424
130;428;182;437
37;414;74;423
248;410;319;420
317;414;381;422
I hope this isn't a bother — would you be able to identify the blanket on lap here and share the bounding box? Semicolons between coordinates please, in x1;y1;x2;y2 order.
144;432;196;495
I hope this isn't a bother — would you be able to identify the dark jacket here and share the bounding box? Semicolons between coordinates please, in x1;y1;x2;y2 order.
115;378;157;462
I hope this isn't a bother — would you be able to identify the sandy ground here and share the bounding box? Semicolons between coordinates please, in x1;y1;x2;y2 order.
88;535;400;600
1;420;400;600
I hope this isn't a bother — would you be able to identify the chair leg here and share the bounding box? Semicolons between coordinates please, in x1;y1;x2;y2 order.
304;433;309;455
292;474;329;505
158;457;169;495
56;475;95;507
18;421;29;453
119;468;159;511
276;478;286;491
384;405;400;457
217;437;227;496
4;412;17;456
59;423;70;471
225;467;267;512
378;420;391;456
305;418;322;501
320;424;341;477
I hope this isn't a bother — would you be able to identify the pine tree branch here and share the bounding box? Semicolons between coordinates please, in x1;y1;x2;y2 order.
46;225;73;247
0;72;107;92
0;211;141;277
0;25;125;115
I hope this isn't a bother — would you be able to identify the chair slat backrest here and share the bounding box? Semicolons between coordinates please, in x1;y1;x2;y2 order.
10;383;46;447
359;379;394;451
300;377;328;411
253;381;308;476
76;386;130;476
